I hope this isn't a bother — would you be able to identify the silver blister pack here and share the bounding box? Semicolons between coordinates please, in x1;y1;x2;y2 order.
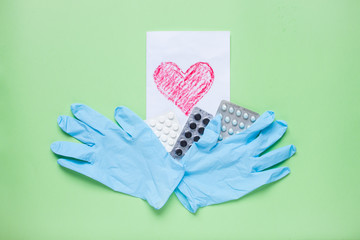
170;107;213;159
216;100;260;141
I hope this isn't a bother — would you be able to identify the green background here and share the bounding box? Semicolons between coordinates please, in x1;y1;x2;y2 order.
1;0;359;239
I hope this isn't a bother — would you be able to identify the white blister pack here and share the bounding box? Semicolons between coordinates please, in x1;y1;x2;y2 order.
145;112;181;152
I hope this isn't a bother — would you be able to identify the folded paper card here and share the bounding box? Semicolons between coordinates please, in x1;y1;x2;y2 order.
146;31;230;126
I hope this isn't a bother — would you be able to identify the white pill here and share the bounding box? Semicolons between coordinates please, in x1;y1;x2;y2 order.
250;116;256;122
218;134;223;141
221;125;227;132
224;116;230;123
163;128;170;135
228;128;234;135
158;116;165;123
170;132;177;138
149;120;156;127
229;107;234;114
236;110;241;117
219;113;223;119
160;135;167;142
168;139;174;146
247;125;251;129
221;104;227;111
243;113;249;120
239;122;245;129
173;124;179;131
156;125;163;131
168;112;174;120
165;120;172;127
232;119;237;126
155;132;160;138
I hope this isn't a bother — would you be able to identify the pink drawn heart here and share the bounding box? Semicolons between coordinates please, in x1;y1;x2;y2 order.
153;62;214;115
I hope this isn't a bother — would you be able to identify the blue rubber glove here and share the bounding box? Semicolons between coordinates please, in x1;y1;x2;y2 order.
175;111;296;213
51;104;184;209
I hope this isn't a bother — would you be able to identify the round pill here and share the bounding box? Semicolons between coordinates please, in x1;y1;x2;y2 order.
170;132;177;138
239;122;245;129
235;131;240;134
165;120;172;127
221;125;227;132
198;127;205;135
202;118;210;125
188;144;192;149
189;122;197;129
180;140;187;147
228;128;234;135
221;104;227;111
232;119;237;126
224;116;230;123
236;110;241;117
168;139;174;146
173;124;179;131
159;116;165;123
149;120;156;127
155;132;160;138
168;112;174;120
247;125;251;129
229;107;234;114
194;136;200;142
250;116;256;122
219;114;223;119
194;113;201;121
185;131;192;138
160;135;167;142
163;128;170;135
243;113;249;120
175;149;183;156
218;134;223;141
156;125;163;131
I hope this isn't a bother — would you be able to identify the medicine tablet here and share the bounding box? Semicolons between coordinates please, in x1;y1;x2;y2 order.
168;112;174;120
159;116;165;123
146;112;181;152
239;122;245;129
221;125;227;132
175;149;183;156
221;104;227;111
198;127;205;135
165;120;172;127
194;136;200;142
232;119;237;126
228;128;234;135
236;110;241;117
250;116;256;122
218;134;223;141
243;113;249;120
180;140;187;147
229;107;234;114
189;122;196;129
185;131;192;138
194;113;201;121
202;118;210;125
224;116;230;123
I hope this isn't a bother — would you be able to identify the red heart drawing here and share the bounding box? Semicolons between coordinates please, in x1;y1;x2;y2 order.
153;62;214;115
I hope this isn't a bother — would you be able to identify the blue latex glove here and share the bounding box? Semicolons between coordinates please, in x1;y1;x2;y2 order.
175;111;296;213
51;104;184;209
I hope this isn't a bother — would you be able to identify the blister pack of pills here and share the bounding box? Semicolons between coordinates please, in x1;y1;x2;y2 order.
216;100;260;141
170;107;213;159
145;112;181;152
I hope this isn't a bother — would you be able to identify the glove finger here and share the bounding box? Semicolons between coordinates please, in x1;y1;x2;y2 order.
252;166;290;185
51;141;94;163
114;106;149;139
224;111;275;145
252;145;296;172
57;115;95;145
196;114;221;150
57;158;93;177
247;120;288;156
71;103;118;133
